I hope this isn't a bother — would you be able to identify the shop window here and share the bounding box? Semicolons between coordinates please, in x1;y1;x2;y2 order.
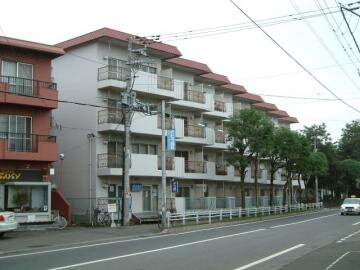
5;185;48;213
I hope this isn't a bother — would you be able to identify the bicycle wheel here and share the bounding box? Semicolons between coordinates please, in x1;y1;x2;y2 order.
54;216;68;229
103;214;112;226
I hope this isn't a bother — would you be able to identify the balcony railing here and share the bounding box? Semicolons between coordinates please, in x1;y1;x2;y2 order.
157;156;175;170
184;89;205;104
0;75;57;97
0;132;56;152
185;161;207;173
215;163;227;175
97;153;123;168
157;75;174;91
184;124;205;138
97;65;130;82
157;115;173;129
98;109;123;124
215;130;226;143
214;100;226;112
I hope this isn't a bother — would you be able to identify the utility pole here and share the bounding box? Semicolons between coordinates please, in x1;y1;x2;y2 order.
122;36;135;226
161;100;167;227
314;137;319;204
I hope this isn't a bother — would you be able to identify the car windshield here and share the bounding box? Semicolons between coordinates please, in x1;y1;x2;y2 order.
343;198;360;204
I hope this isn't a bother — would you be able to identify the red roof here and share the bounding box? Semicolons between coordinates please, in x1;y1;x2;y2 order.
268;110;290;118
235;93;264;103
279;116;299;123
199;73;231;85
56;28;182;58
164;58;212;74
0;36;64;56
221;83;247;94
253;102;278;111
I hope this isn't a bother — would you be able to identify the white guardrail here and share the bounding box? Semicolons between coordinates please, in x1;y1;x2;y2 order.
166;202;323;227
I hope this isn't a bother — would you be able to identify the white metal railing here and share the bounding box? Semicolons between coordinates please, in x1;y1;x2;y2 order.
166;202;323;227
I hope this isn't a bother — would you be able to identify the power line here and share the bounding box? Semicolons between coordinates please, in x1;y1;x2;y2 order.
145;6;339;41
229;0;360;114
289;0;360;92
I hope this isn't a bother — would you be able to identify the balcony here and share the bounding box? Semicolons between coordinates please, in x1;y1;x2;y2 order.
176;123;212;145
97;153;184;178
215;130;226;143
132;71;182;100
215;163;227;175
0;132;57;161
98;108;123;125
0;76;58;109
203;99;233;119
157;115;173;129
170;84;211;111
185;124;205;138
97;65;129;90
185;160;207;173
157;156;174;170
157;75;174;91
214;100;226;112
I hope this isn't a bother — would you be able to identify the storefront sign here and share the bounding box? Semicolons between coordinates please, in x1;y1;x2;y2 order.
0;170;43;182
107;203;117;213
131;183;143;192
166;128;176;151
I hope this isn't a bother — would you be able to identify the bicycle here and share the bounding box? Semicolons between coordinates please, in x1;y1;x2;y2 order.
93;208;111;226
51;210;68;229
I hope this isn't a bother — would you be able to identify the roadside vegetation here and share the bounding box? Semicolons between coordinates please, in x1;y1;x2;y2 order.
226;109;360;207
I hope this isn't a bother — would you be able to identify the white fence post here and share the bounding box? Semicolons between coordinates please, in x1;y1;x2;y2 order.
196;212;199;224
182;213;186;225
230;209;232;220
220;209;223;221
208;211;211;224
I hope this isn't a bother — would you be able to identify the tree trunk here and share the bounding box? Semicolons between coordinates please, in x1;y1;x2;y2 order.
287;171;291;210
254;158;259;208
297;173;302;203
270;169;275;207
240;168;246;209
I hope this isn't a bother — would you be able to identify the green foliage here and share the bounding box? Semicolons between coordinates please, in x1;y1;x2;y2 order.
306;152;329;177
339;120;360;160
302;123;331;150
336;159;360;180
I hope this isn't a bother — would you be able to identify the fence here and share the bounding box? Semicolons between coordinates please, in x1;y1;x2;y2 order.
166;202;323;227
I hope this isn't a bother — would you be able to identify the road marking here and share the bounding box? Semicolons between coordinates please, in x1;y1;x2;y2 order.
352;221;360;225
48;228;266;270
336;229;360;243
233;244;305;270
0;211;333;260
325;252;350;270
270;214;338;228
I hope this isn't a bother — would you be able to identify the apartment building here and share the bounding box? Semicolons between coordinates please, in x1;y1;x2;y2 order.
52;28;298;218
0;36;64;222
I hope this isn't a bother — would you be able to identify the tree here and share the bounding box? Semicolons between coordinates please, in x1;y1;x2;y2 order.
336;159;360;197
266;127;288;206
277;129;311;206
301;152;328;202
302;123;331;150
339;120;360;160
226;108;274;208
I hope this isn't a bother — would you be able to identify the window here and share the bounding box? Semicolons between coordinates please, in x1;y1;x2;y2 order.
132;143;158;155
0;115;32;151
5;185;48;213
139;64;157;74
1;60;33;95
176;186;190;197
149;144;157;155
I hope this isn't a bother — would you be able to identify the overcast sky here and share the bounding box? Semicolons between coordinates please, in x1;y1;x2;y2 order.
1;0;360;140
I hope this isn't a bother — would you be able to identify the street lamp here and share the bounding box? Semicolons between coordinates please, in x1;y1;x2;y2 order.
59;153;65;194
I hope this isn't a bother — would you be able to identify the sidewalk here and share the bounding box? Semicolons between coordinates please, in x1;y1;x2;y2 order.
0;224;160;255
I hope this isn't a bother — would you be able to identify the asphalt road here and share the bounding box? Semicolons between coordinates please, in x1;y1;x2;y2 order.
0;209;359;270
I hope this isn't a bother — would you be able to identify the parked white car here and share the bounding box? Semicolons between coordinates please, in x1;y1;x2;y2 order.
340;198;360;215
0;210;18;237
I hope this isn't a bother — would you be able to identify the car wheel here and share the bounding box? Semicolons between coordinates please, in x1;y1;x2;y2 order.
0;232;4;238
341;212;344;215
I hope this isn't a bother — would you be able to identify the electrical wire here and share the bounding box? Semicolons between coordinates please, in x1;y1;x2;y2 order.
229;0;360;114
289;0;360;92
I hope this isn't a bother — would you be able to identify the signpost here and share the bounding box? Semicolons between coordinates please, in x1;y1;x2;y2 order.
171;179;178;193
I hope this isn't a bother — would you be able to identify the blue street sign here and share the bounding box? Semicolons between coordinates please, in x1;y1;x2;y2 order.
171;179;178;193
166;128;176;151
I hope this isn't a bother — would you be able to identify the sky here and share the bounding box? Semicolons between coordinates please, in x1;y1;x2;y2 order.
1;0;360;141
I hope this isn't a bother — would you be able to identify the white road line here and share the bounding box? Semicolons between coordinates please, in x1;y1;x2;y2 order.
336;229;360;243
233;244;305;270
270;214;338;228
0;211;332;260
325;252;350;270
48;228;266;270
352;221;360;225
